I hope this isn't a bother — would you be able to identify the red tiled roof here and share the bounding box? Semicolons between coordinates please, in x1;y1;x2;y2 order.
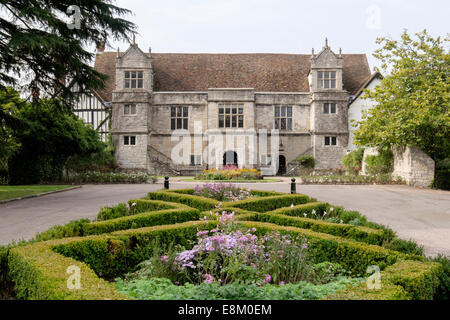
94;52;371;102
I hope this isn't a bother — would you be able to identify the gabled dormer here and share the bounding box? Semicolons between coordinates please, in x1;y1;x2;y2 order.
308;38;344;92
115;39;153;92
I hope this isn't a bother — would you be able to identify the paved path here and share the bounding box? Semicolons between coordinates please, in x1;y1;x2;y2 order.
1;182;449;257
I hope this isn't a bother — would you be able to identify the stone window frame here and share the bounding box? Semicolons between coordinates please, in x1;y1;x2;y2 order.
317;71;337;89
324;136;337;146
170;106;189;130
124;70;144;89
274;105;293;131
123;135;136;146
124;104;137;115
323;102;337;114
218;103;244;128
190;155;202;166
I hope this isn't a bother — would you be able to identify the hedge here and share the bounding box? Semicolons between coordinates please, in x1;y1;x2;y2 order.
3;218;442;300
147;191;219;210
199;207;259;221
128;199;177;216
84;206;200;235
323;281;410;300
256;213;384;245
266;202;328;217
325;260;442;300
238;221;419;275
7;237;128;300
226;194;312;212
382;260;442;300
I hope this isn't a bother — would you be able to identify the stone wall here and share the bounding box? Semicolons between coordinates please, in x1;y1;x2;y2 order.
392;146;435;188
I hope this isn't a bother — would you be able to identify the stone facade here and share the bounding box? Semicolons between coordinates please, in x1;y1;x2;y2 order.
392;146;435;188
97;41;373;175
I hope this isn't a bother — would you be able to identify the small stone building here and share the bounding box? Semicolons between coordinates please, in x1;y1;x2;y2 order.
93;40;372;175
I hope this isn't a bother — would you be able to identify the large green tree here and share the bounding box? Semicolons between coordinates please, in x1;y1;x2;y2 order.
1;88;107;184
354;30;450;160
0;0;136;99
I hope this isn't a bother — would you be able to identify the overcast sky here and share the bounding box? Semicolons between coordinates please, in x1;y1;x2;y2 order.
105;0;449;71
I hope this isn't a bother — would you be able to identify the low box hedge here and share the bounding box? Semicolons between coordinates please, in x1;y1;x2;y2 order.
199;207;259;221
7;237;128;300
256;212;384;245
383;260;442;300
323;281;410;300
266;202;328;217
238;221;420;275
147;191;219;210
127;199;177;215
324;260;442;300
84;206;200;235
226;194;312;212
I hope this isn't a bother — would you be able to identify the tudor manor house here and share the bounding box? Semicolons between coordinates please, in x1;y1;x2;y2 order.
91;39;375;176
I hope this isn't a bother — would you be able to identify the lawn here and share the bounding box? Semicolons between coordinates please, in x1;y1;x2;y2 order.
0;185;75;201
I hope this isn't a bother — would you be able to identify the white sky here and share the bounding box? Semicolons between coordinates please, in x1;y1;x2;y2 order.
89;0;448;71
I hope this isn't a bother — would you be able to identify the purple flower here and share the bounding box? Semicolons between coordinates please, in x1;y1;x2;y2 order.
264;274;272;283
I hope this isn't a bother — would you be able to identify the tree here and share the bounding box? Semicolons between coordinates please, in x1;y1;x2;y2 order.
354;30;450;160
0;0;136;100
1;88;107;184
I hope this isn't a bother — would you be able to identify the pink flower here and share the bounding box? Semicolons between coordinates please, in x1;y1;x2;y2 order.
264;274;272;283
203;274;215;283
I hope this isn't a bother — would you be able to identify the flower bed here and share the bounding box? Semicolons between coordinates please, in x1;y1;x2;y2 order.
195;166;263;180
299;174;405;185
0;187;447;300
193;183;252;201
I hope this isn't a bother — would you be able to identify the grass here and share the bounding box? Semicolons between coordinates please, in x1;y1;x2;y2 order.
0;185;75;201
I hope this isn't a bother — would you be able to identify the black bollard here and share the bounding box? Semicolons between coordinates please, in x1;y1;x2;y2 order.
164;176;169;189
290;178;296;194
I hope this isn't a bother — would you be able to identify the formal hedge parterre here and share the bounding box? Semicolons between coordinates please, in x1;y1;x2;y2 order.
0;187;446;300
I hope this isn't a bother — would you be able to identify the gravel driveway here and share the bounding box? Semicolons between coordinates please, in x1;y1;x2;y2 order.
1;182;449;257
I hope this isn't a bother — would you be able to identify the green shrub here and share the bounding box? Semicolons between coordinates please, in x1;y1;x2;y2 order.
65;171;152;184
342;148;364;175
239;221;414;275
96;203;129;221
228;194;311;212
296;155;315;169
7;238;128;299
147;191;219;210
85;207;200;235
383;238;424;256
383;260;442;300
364;148;393;175
33;219;90;242
256;213;384;245
266;202;328;218
429;255;450;300
128;199;175;215
324;281;409;300
115;276;360;300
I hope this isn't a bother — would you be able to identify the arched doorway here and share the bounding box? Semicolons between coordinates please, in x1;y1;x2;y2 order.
277;155;286;175
223;151;238;167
